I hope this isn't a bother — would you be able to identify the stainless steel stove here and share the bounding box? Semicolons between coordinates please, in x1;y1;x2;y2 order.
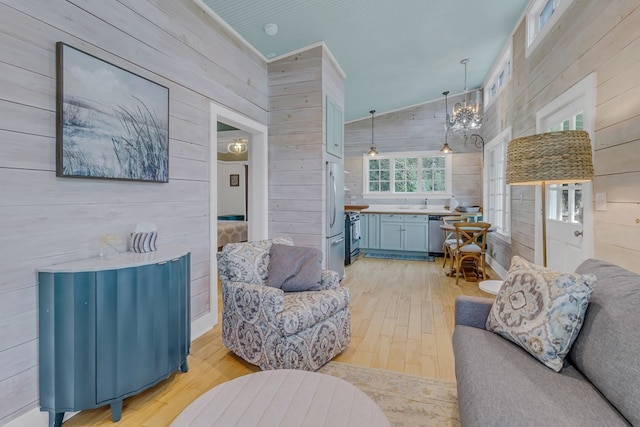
344;211;361;265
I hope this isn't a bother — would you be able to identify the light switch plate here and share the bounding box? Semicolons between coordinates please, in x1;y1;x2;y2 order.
595;192;607;211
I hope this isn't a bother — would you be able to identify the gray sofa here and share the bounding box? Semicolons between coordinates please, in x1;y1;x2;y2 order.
453;259;640;426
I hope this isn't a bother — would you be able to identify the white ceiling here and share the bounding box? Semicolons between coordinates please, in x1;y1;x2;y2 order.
200;0;530;122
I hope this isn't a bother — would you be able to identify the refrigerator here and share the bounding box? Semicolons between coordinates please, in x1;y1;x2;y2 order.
326;161;345;279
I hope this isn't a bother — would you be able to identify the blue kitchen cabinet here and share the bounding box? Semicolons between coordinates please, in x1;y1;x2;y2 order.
378;214;428;252
380;214;404;250
404;215;429;252
360;213;380;249
38;248;190;427
360;214;369;248
366;214;380;249
326;96;344;158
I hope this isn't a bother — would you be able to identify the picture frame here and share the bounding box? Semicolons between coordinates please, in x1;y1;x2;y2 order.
230;174;240;187
56;42;169;183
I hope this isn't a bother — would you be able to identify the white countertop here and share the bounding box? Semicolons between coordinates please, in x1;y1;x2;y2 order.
38;245;190;273
361;204;453;215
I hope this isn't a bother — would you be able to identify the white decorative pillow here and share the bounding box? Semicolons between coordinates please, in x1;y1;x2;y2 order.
486;256;596;372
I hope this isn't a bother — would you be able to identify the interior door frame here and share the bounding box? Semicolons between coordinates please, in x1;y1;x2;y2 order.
192;102;268;339
534;73;597;266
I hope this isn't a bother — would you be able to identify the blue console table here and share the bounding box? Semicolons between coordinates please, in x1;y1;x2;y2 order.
38;246;191;427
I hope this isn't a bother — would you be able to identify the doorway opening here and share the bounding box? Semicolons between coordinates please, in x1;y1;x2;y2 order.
192;103;268;339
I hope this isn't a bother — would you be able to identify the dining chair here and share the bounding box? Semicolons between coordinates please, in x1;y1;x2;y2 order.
452;222;492;285
441;215;469;270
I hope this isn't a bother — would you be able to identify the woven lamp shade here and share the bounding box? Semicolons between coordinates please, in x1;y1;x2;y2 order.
506;130;594;185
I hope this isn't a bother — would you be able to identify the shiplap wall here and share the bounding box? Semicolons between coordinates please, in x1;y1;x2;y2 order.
0;0;267;423
482;0;640;273
267;45;345;257
344;94;483;208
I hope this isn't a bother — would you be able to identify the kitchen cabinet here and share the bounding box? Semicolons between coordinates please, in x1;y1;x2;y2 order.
326;96;344;158
38;247;191;427
379;214;429;252
360;214;368;248
360;213;380;249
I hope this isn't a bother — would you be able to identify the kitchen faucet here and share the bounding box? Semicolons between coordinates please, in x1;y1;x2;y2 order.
424;198;429;207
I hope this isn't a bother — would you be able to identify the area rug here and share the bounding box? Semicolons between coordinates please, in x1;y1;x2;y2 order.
318;362;460;427
364;253;435;262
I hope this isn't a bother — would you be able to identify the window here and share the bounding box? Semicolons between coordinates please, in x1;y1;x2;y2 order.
539;0;556;29
363;151;452;196
484;41;512;109
526;0;575;58
483;128;511;241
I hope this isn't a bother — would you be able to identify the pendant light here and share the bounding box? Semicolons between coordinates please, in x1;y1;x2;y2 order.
440;92;453;153
367;110;379;156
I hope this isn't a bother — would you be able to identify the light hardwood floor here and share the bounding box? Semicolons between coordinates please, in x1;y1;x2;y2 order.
64;256;496;426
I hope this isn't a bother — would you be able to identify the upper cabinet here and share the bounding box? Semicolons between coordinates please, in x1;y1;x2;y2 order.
326;96;344;158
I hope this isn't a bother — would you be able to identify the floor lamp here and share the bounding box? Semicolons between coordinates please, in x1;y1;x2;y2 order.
505;130;595;267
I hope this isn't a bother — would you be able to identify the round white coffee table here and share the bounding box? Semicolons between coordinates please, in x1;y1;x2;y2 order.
171;369;389;427
479;280;503;295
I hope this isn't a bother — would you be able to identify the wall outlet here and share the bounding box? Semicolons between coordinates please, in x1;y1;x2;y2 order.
595;193;607;211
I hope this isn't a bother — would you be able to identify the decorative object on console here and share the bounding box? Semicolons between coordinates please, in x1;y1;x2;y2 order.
486;256;596;372
506;130;595;266
56;42;169;183
130;222;158;253
367;110;379;156
99;233;121;259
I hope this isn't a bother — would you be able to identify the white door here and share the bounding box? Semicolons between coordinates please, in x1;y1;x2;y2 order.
536;74;596;271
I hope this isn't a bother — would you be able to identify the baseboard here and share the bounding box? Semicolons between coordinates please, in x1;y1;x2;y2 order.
191;311;218;340
486;255;507;279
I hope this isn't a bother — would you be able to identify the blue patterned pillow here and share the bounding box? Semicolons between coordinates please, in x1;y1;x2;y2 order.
486;256;596;372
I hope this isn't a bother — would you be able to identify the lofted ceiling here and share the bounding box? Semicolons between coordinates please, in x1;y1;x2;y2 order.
200;0;529;122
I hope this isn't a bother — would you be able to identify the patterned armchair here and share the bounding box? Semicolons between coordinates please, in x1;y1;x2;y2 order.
217;237;351;371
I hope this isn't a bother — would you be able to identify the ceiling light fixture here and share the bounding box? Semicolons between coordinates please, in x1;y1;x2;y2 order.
446;58;483;140
227;139;248;154
264;23;278;36
442;90;484;152
367;110;379;156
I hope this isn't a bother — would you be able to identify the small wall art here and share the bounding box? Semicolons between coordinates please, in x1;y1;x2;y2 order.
56;42;169;182
230;174;240;187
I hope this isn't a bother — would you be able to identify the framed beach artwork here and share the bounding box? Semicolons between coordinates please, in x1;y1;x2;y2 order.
56;42;169;182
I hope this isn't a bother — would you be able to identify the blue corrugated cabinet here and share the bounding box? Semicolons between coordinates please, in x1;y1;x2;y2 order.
38;247;191;427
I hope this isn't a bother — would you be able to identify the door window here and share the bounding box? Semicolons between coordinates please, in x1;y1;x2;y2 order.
546;112;584;224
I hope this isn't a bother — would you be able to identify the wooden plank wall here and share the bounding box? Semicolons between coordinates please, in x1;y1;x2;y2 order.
0;0;267;423
344;94;484;208
482;0;640;272
268;45;345;255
